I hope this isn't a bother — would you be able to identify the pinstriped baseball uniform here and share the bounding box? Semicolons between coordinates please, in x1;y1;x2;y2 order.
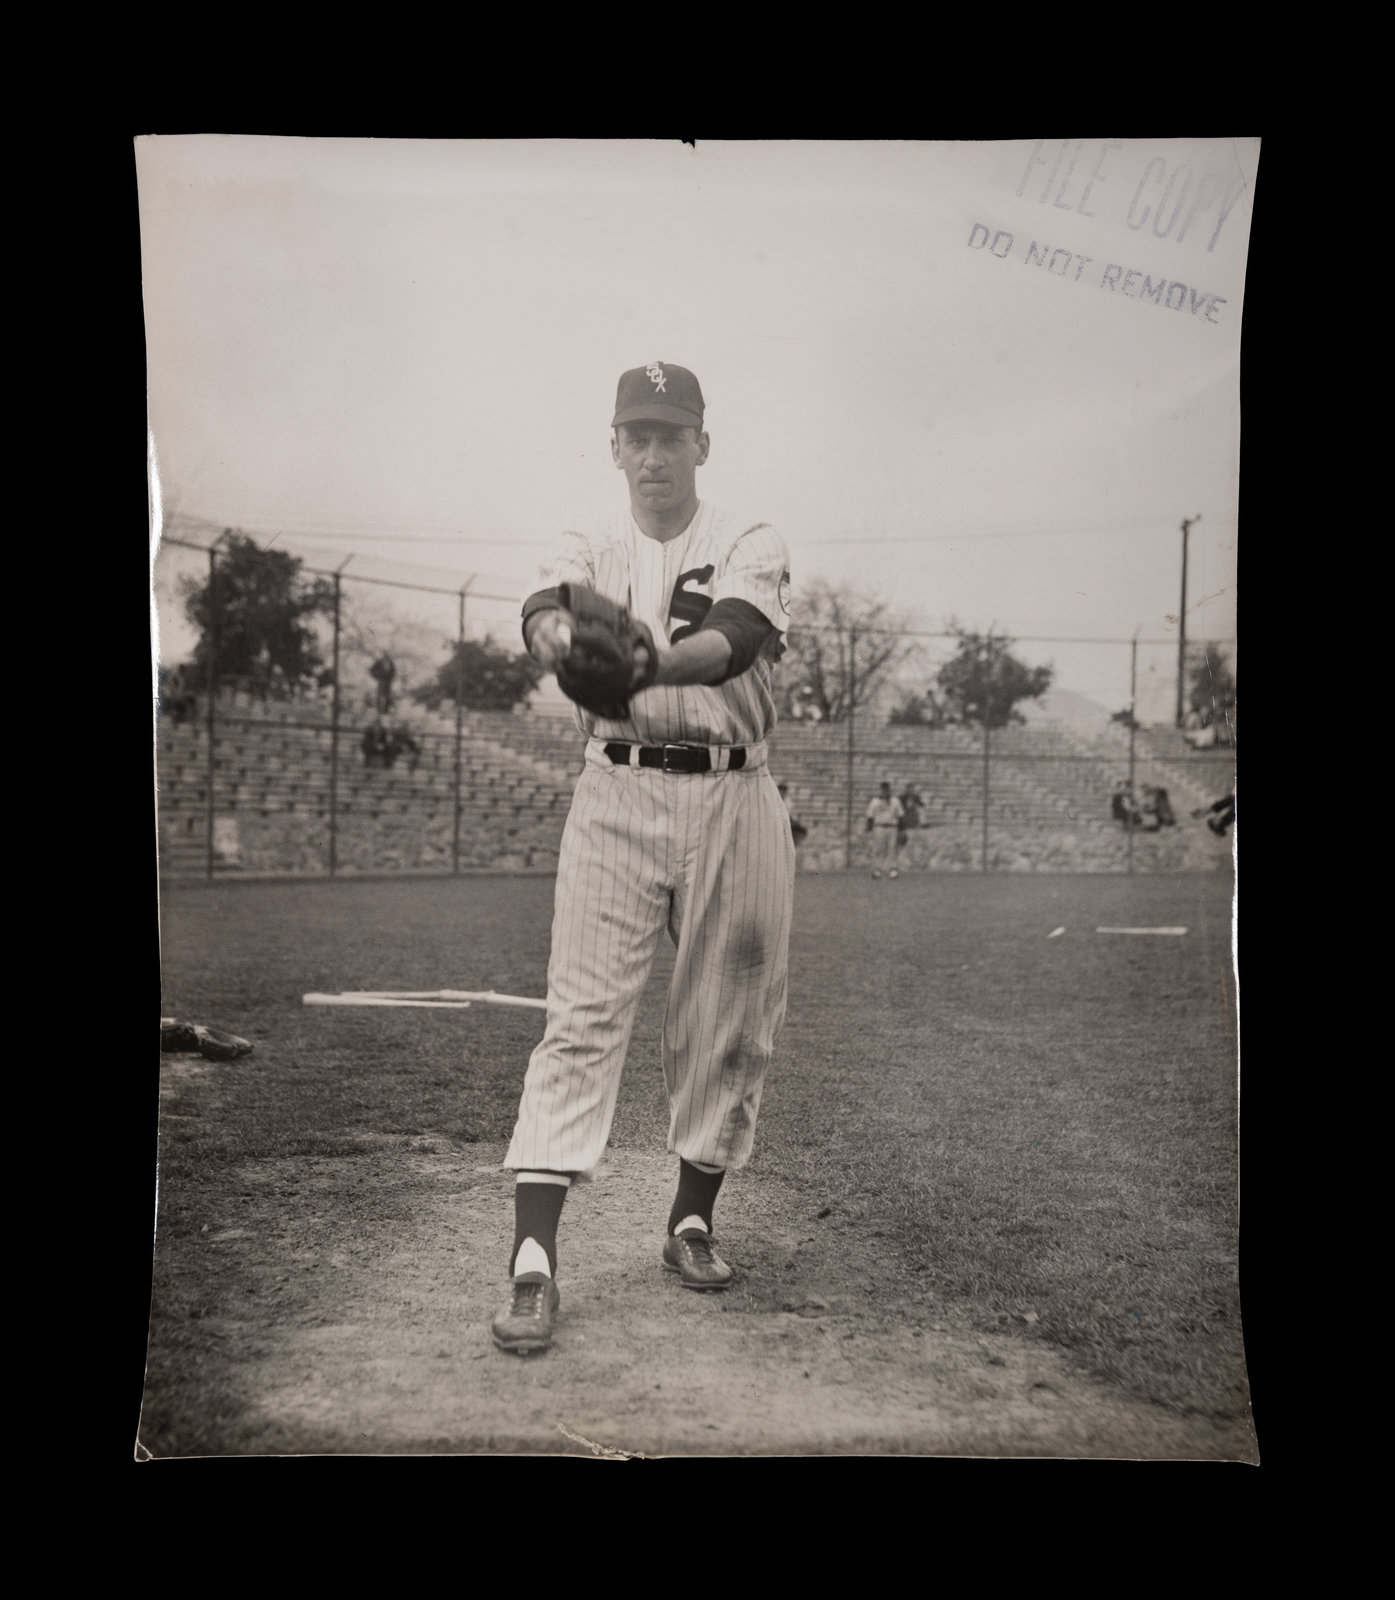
504;503;795;1178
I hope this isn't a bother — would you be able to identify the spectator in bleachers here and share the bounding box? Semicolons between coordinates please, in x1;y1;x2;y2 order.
386;725;422;773
1110;779;1142;829
163;664;197;726
1192;793;1236;837
788;684;823;723
1150;785;1177;827
361;721;390;770
251;643;274;702
370;653;397;715
1182;710;1218;750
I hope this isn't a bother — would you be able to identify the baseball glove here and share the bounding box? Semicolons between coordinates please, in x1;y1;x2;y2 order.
554;584;659;720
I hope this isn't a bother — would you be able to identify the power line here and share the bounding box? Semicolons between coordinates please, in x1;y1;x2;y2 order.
160;536;1233;648
160;537;518;605
164;512;1236;550
796;523;1233;547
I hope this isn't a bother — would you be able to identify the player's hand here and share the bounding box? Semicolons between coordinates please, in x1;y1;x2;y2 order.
552;584;659;720
528;609;575;674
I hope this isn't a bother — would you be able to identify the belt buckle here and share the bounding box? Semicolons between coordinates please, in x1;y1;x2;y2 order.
661;744;688;772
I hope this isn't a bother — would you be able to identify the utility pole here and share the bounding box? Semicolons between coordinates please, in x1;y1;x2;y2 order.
327;555;353;877
1176;514;1201;728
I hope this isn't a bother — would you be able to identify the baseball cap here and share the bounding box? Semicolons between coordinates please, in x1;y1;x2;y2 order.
612;362;705;429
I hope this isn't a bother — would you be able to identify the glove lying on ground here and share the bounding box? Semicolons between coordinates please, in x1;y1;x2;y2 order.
161;1018;255;1061
554;583;659;720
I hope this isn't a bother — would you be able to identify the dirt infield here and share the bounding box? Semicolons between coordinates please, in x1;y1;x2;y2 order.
138;1124;1248;1460
141;872;1252;1460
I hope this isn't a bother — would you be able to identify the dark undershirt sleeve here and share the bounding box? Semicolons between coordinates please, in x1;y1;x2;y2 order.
699;598;777;684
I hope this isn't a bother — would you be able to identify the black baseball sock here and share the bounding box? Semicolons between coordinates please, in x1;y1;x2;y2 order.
510;1179;570;1276
668;1159;726;1236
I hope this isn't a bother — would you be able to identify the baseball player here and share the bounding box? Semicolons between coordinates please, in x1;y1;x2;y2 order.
490;361;795;1355
865;781;903;878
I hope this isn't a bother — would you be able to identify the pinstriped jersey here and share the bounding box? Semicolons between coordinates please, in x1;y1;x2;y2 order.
538;502;792;746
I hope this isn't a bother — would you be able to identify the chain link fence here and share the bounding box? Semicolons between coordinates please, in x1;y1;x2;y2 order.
153;534;1236;879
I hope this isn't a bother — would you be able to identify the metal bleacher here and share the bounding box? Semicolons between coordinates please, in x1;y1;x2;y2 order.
156;689;1235;877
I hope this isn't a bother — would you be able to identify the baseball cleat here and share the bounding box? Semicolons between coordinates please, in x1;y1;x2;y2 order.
160;1019;255;1061
491;1272;561;1353
662;1229;733;1290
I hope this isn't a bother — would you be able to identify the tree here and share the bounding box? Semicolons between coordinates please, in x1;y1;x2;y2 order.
1187;644;1236;731
339;593;453;712
181;533;336;694
889;686;958;728
888;692;932;726
933;626;1053;730
781;578;920;723
411;636;543;712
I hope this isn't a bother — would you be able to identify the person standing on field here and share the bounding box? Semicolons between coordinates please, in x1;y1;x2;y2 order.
865;780;903;878
490;361;795;1356
897;784;924;864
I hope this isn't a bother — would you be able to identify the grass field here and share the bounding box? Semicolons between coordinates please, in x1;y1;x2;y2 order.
148;869;1247;1456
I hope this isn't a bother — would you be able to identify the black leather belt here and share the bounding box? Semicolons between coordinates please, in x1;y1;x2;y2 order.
604;742;746;774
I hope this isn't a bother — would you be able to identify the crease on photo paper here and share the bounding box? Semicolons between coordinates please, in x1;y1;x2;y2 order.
1232;785;1239;1149
149;423;164;721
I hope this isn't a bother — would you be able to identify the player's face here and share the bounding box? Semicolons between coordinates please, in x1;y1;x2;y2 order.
613;423;709;516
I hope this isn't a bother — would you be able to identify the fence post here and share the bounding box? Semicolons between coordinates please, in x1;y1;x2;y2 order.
1127;631;1138;875
452;580;473;876
203;530;232;880
328;566;345;877
1176;514;1199;728
844;626;856;869
205;542;220;880
981;717;991;873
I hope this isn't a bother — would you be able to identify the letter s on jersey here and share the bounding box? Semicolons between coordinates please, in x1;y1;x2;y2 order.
667;565;716;642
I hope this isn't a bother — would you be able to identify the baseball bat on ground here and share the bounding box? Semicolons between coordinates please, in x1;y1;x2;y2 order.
303;990;548;1011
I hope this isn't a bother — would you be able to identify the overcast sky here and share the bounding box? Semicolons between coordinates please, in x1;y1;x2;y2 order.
140;137;1255;720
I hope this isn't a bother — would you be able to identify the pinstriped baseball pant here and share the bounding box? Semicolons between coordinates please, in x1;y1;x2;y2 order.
504;741;795;1179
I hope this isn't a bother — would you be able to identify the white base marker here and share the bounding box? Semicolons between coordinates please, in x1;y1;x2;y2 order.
1048;926;1066;938
1094;927;1188;936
